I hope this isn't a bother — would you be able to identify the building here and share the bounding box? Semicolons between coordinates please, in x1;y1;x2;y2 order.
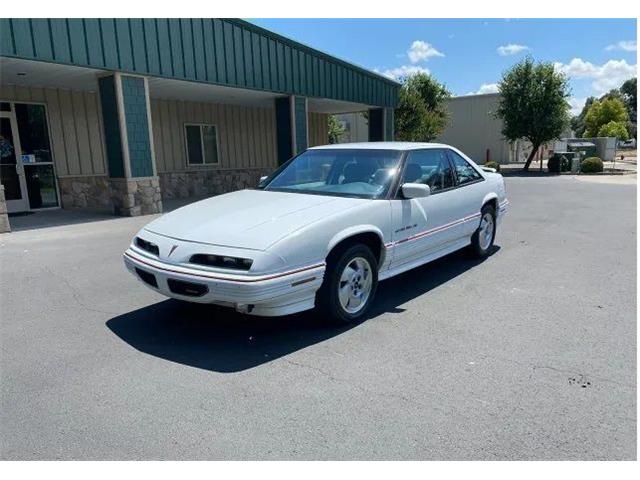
436;93;515;165
436;93;573;166
335;112;369;143
0;19;399;232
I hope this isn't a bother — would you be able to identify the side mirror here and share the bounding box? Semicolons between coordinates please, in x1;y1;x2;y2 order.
259;176;268;182
401;183;431;199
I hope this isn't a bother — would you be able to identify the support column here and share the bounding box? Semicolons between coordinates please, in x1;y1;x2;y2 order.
98;73;162;216
0;184;10;233
368;107;394;142
275;96;308;165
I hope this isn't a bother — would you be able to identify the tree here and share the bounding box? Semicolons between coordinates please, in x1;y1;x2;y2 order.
570;78;637;139
584;97;628;137
597;120;629;140
327;115;345;144
394;73;450;142
495;57;571;171
571;96;595;138
621;77;637;139
620;77;637;122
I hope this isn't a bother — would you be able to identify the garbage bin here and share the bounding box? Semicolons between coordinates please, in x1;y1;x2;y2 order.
548;152;574;173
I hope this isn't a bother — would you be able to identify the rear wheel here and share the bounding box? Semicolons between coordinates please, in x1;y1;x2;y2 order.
317;244;378;324
470;204;496;258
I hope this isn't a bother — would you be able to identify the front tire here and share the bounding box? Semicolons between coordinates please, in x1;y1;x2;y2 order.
470;204;496;258
317;244;378;324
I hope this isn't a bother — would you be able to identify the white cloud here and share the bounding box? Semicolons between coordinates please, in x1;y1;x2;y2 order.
497;44;530;56
407;40;444;63
568;97;587;116
466;83;500;95
553;58;637;95
605;40;637;52
379;65;430;80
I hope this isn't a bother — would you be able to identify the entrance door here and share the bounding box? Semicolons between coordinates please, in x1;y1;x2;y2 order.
0;111;29;212
13;103;59;210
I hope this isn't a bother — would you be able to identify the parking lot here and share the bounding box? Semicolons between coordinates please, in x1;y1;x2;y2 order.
0;175;636;460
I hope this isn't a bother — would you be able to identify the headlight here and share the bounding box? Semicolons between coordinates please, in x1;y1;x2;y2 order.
189;254;253;271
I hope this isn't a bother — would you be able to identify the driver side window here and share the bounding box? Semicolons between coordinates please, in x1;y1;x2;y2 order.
401;149;454;193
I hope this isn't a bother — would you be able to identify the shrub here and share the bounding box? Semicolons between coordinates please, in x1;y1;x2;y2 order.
581;157;604;173
484;161;501;172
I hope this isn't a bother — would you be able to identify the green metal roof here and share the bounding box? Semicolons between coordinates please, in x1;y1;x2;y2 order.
0;18;399;108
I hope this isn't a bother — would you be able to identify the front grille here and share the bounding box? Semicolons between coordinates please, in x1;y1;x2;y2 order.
167;278;208;297
135;268;158;288
135;237;159;256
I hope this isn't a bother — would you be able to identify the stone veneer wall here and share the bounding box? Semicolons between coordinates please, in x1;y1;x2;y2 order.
0;185;10;233
110;177;163;216
159;168;272;199
57;176;113;212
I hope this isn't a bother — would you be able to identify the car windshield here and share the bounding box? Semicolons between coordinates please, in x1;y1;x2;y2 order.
262;149;403;199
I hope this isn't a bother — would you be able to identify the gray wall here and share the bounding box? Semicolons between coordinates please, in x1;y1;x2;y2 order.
0;84;108;177
335;112;368;143
437;94;511;164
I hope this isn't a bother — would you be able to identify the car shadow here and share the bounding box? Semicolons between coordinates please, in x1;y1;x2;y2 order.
106;246;500;373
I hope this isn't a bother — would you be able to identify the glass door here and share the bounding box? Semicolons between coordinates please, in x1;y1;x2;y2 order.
14;103;59;209
0;111;29;212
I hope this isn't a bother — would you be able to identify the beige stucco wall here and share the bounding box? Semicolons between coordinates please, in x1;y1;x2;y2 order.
149;99;279;173
0;84;108;177
437;93;512;164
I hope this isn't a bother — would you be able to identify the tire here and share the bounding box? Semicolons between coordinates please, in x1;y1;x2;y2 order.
470;204;496;258
317;243;378;324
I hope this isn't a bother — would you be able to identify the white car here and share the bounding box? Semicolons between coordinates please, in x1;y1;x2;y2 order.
124;142;508;323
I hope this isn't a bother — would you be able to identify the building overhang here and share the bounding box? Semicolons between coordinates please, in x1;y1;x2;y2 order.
1;57;374;114
0;18;399;109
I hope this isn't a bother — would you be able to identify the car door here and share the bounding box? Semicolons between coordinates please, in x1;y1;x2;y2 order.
446;149;487;237
389;149;460;269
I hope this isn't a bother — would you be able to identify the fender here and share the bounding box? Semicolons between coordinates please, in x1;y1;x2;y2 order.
481;191;499;211
326;225;387;266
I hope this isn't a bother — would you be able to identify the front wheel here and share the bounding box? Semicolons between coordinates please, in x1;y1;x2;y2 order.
470;205;496;258
317;244;378;324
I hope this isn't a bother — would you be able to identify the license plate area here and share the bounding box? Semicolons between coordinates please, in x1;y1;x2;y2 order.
167;278;209;297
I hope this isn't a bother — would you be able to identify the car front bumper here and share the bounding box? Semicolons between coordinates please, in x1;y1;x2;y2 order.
123;248;326;316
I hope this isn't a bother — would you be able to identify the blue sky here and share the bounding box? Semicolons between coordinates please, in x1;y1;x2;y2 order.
250;18;637;115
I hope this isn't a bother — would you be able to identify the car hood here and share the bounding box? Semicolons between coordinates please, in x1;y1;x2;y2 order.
144;189;365;251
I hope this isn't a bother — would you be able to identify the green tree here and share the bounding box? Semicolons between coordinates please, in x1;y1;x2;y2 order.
620;77;637;122
597;120;629;140
571;96;595;138
584;97;629;137
394;73;450;142
621;77;637;139
327;115;345;144
495;57;571;170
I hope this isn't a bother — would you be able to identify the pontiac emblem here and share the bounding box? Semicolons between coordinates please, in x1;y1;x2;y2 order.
168;245;179;257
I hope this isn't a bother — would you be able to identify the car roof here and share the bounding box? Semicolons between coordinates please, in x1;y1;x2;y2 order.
308;142;452;151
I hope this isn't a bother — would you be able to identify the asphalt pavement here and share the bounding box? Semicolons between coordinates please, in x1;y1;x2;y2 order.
0;175;636;460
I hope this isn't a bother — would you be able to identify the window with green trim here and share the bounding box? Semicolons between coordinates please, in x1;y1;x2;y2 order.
185;124;219;166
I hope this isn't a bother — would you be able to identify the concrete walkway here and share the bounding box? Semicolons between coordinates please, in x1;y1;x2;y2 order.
3;196;209;233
